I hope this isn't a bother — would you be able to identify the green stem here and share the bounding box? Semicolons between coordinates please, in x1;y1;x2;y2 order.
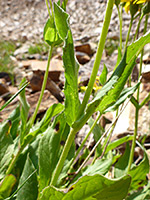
139;93;150;109
127;14;148;173
125;17;133;87
100;109;119;159
127;107;139;173
117;5;123;51
68;113;101;173
48;0;54;18
133;14;143;41
124;17;133;50
77;0;114;119
45;0;51;18
30;46;53;127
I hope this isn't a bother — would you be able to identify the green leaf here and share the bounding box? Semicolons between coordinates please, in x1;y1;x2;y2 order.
0;121;14;180
63;174;131;200
39;186;65;200
21;103;64;147
39;113;67;191
99;64;108;85
39;127;61;191
129;152;149;190
114;143;149;190
126;30;150;64
63;30;80;126
0;175;16;200
54;3;69;40
16;155;38;200
126;181;150;200
43;17;62;47
82;152;112;176
105;82;140;113
105;135;133;154
114;143;130;178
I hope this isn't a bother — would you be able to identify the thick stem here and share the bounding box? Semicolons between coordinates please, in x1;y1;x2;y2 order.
30;46;53;126
77;0;114;119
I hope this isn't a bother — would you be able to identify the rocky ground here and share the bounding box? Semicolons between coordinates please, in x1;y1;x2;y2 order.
0;0;150;146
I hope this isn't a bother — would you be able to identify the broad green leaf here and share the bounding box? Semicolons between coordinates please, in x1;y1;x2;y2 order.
82;152;112;176
105;82;140;113
126;181;150;200
39;127;61;191
16;155;38;200
54;3;69;40
0;175;16;200
0;121;14;180
39;186;65;200
129;152;149;190
44;17;62;46
39;113;67;191
21;103;64;147
114;144;149;190
63;30;80;126
19;78;30;144
105;135;133;154
99;64;108;85
63;174;131;200
114;143;130;178
28;135;41;171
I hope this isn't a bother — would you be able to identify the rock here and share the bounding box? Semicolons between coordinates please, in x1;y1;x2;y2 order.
14;44;29;56
0;82;10;97
76;52;90;64
75;43;93;56
141;64;150;83
28;70;64;102
20;57;64;82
